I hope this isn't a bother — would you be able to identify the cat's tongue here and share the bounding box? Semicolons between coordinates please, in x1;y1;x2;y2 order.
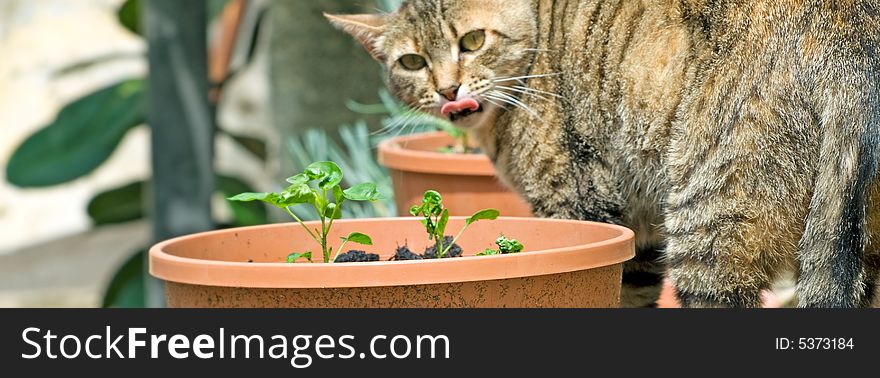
440;98;480;116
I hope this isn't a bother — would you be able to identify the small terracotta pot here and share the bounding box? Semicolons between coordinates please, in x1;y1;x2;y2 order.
149;217;634;308
378;132;533;217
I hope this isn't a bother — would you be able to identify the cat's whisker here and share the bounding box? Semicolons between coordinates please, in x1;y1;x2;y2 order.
492;72;562;83
373;106;426;136
484;94;538;120
511;85;564;99
483;94;512;109
372;111;415;136
486;91;541;119
392;110;432;139
482;96;504;108
494;85;555;103
401;112;431;139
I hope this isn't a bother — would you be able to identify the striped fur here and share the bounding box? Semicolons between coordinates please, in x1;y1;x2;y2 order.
329;0;880;307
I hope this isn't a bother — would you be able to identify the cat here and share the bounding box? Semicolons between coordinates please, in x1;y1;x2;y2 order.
326;0;880;308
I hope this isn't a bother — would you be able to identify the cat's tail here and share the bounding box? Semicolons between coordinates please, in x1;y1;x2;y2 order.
797;73;880;307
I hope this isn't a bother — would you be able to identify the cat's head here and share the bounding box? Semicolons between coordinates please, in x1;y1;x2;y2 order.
326;0;536;129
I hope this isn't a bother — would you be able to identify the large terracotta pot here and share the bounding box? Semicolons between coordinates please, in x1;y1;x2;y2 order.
149;217;634;308
378;132;533;216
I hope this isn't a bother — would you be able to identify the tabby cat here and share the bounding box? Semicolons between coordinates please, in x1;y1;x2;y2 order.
326;0;880;307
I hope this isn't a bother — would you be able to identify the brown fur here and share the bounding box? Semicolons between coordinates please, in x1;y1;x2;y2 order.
329;0;880;307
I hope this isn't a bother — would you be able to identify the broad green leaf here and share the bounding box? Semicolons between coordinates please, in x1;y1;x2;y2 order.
228;191;276;203
477;249;499;256
285;173;309;185
332;185;345;204
286;252;313;263
87;180;144;225
305;161;343;190
102;249;145;308
280;183;318;206
228;191;309;209
466;209;500;226
6;79;146;187
343;182;382;201
217;175;269;226
436;208;449;238
342;232;373;245
117;0;140;36
409;204;422;216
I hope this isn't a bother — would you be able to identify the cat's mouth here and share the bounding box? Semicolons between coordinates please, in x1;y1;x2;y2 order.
440;98;484;122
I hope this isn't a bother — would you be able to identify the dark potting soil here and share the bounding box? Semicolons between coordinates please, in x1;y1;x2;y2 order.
421;236;463;259
389;245;423;260
334;250;380;263
388;236;464;261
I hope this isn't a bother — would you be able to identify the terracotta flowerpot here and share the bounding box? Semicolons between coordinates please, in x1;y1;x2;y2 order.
149;217;634;308
378;132;533;216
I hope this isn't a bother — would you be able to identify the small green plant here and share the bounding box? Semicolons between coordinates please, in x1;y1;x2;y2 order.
409;190;499;258
228;161;382;263
477;235;524;256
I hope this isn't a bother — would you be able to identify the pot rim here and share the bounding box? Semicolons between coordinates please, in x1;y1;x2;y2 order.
377;131;496;176
149;217;634;288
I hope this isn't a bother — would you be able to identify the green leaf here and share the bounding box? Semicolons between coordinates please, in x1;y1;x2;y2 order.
217;175;269;226
332;185;345;204
117;0;140;36
280;183;318;206
6;79;146;187
409;205;421;216
324;202;340;219
87;181;145;225
466;209;500;226
286;252;312;263
228;191;277;203
436;208;449;239
305;161;343;190
423;190;442;205
285;173;309;185
342;232;373;245
343;182;382;201
477;249;498;256
495;235;524;254
102;249;145;308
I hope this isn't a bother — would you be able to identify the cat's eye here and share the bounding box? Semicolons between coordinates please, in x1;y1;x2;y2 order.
460;30;485;52
399;54;427;70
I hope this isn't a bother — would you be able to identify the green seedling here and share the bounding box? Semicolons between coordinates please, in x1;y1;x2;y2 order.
228;161;382;263
477;235;524;256
409;190;499;258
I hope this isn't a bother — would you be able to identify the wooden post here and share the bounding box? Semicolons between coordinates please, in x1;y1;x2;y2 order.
143;0;214;307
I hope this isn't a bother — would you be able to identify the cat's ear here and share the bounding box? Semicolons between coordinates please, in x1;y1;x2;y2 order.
324;13;387;62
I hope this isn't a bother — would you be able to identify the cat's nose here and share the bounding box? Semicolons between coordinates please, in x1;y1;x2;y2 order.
437;85;460;101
